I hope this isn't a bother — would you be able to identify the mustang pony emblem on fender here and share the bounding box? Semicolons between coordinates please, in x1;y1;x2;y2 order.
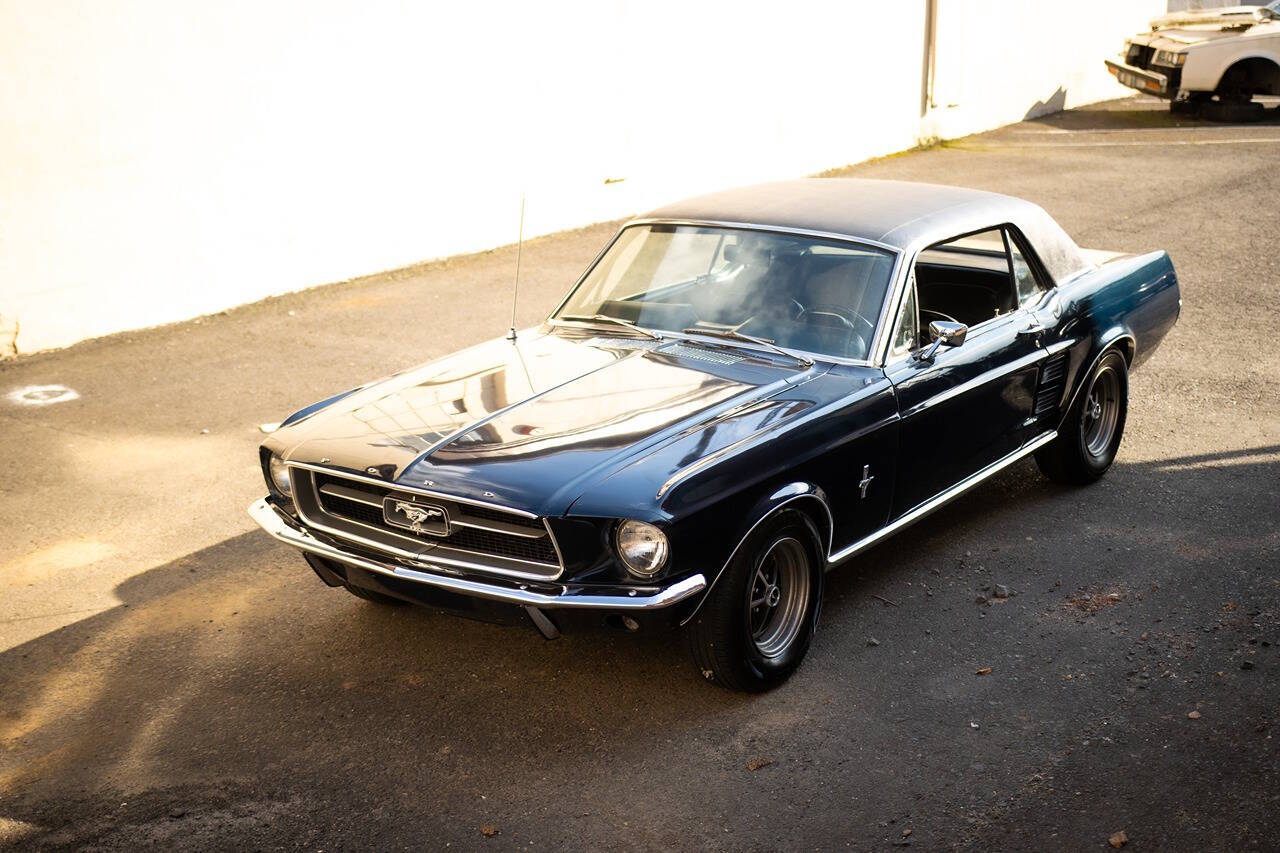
859;465;875;499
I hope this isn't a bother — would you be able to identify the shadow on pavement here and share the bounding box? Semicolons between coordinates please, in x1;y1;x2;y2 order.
1;445;1276;849
1026;104;1280;131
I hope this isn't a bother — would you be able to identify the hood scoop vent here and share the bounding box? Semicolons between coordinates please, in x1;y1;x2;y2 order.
582;336;663;352
664;342;744;365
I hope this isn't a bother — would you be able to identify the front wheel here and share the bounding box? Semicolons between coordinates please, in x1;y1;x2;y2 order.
1201;97;1265;122
1035;349;1129;485
685;510;824;691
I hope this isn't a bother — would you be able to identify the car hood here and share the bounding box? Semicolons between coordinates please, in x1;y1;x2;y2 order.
1150;5;1273;32
270;327;826;516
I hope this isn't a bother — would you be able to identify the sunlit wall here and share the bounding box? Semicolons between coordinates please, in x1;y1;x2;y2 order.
0;0;1162;354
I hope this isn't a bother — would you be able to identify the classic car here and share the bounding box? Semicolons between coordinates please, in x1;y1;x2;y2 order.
1105;1;1280;120
249;178;1180;691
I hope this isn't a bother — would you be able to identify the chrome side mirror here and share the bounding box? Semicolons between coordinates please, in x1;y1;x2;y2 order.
916;320;967;362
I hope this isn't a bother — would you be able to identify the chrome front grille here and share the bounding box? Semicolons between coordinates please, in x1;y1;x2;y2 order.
290;467;563;580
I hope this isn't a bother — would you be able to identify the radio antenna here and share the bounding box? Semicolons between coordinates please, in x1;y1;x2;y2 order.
506;193;526;342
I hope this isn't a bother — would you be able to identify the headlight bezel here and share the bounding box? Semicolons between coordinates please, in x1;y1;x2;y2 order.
264;451;293;498
1153;48;1187;67
615;519;670;578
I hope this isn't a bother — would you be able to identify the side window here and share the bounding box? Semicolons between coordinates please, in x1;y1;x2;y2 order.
1006;229;1048;309
914;228;1017;329
890;279;918;357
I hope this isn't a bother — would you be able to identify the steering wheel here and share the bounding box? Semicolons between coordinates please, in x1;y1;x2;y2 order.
798;303;876;334
920;308;960;325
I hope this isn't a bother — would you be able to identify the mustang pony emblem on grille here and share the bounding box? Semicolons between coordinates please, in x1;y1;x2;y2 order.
383;497;449;536
397;502;441;525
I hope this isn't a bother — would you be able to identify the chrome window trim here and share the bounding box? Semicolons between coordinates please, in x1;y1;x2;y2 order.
882;305;1027;371
875;242;924;367
874;221;1058;367
546;218;904;368
288;466;566;582
620;218;903;254
827;429;1059;566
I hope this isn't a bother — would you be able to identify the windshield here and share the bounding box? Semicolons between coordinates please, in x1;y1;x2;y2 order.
554;224;896;361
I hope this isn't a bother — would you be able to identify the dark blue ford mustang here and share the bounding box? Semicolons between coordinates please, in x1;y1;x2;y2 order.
251;178;1180;691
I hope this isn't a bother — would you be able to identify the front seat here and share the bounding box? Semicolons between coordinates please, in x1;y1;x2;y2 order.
793;257;881;358
720;237;803;329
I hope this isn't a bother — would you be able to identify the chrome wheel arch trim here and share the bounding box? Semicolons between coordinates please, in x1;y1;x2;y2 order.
678;484;834;627
1055;334;1135;434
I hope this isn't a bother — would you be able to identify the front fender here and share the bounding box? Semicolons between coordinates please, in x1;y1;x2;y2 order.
677;481;832;626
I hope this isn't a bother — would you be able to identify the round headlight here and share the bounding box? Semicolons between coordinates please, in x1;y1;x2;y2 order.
616;520;669;577
267;454;293;497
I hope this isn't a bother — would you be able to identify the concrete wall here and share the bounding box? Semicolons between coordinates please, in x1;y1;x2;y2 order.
0;0;1163;355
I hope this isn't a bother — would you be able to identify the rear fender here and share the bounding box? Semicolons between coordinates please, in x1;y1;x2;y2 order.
1057;331;1136;431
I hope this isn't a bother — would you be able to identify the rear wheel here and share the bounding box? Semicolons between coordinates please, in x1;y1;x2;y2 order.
685;510;823;691
1035;349;1128;485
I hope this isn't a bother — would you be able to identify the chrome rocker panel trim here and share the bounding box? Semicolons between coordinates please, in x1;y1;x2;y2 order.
827;429;1059;565
248;498;706;611
679;431;1058;626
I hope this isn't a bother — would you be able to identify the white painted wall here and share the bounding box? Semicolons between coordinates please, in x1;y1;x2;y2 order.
0;0;1162;355
925;0;1164;140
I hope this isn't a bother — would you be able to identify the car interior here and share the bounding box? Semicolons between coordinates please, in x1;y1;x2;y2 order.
901;227;1045;349
586;235;894;361
916;233;1016;329
564;224;1046;362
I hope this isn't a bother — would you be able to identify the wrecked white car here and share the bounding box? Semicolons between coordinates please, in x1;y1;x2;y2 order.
1106;1;1280;120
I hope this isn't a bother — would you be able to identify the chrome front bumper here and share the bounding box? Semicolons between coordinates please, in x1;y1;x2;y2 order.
248;498;706;611
1105;59;1170;96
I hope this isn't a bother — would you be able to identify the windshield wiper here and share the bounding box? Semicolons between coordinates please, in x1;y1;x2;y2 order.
680;325;813;368
557;313;663;340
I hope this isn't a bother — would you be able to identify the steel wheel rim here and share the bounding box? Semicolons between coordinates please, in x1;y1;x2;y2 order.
747;537;810;659
1082;365;1120;458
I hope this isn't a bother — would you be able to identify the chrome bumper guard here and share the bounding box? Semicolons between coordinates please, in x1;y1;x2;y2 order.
1104;59;1169;96
248;498;706;611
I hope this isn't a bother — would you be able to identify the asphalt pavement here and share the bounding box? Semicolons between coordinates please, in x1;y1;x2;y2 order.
1;95;1277;850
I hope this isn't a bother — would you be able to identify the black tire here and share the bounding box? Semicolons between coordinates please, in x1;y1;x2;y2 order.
685;509;823;692
1035;349;1129;485
1201;97;1264;123
343;583;407;606
1170;94;1209;116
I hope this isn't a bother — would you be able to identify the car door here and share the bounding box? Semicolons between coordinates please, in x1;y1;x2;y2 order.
883;227;1045;518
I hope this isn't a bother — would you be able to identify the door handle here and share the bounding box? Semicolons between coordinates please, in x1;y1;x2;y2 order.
1017;322;1045;338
